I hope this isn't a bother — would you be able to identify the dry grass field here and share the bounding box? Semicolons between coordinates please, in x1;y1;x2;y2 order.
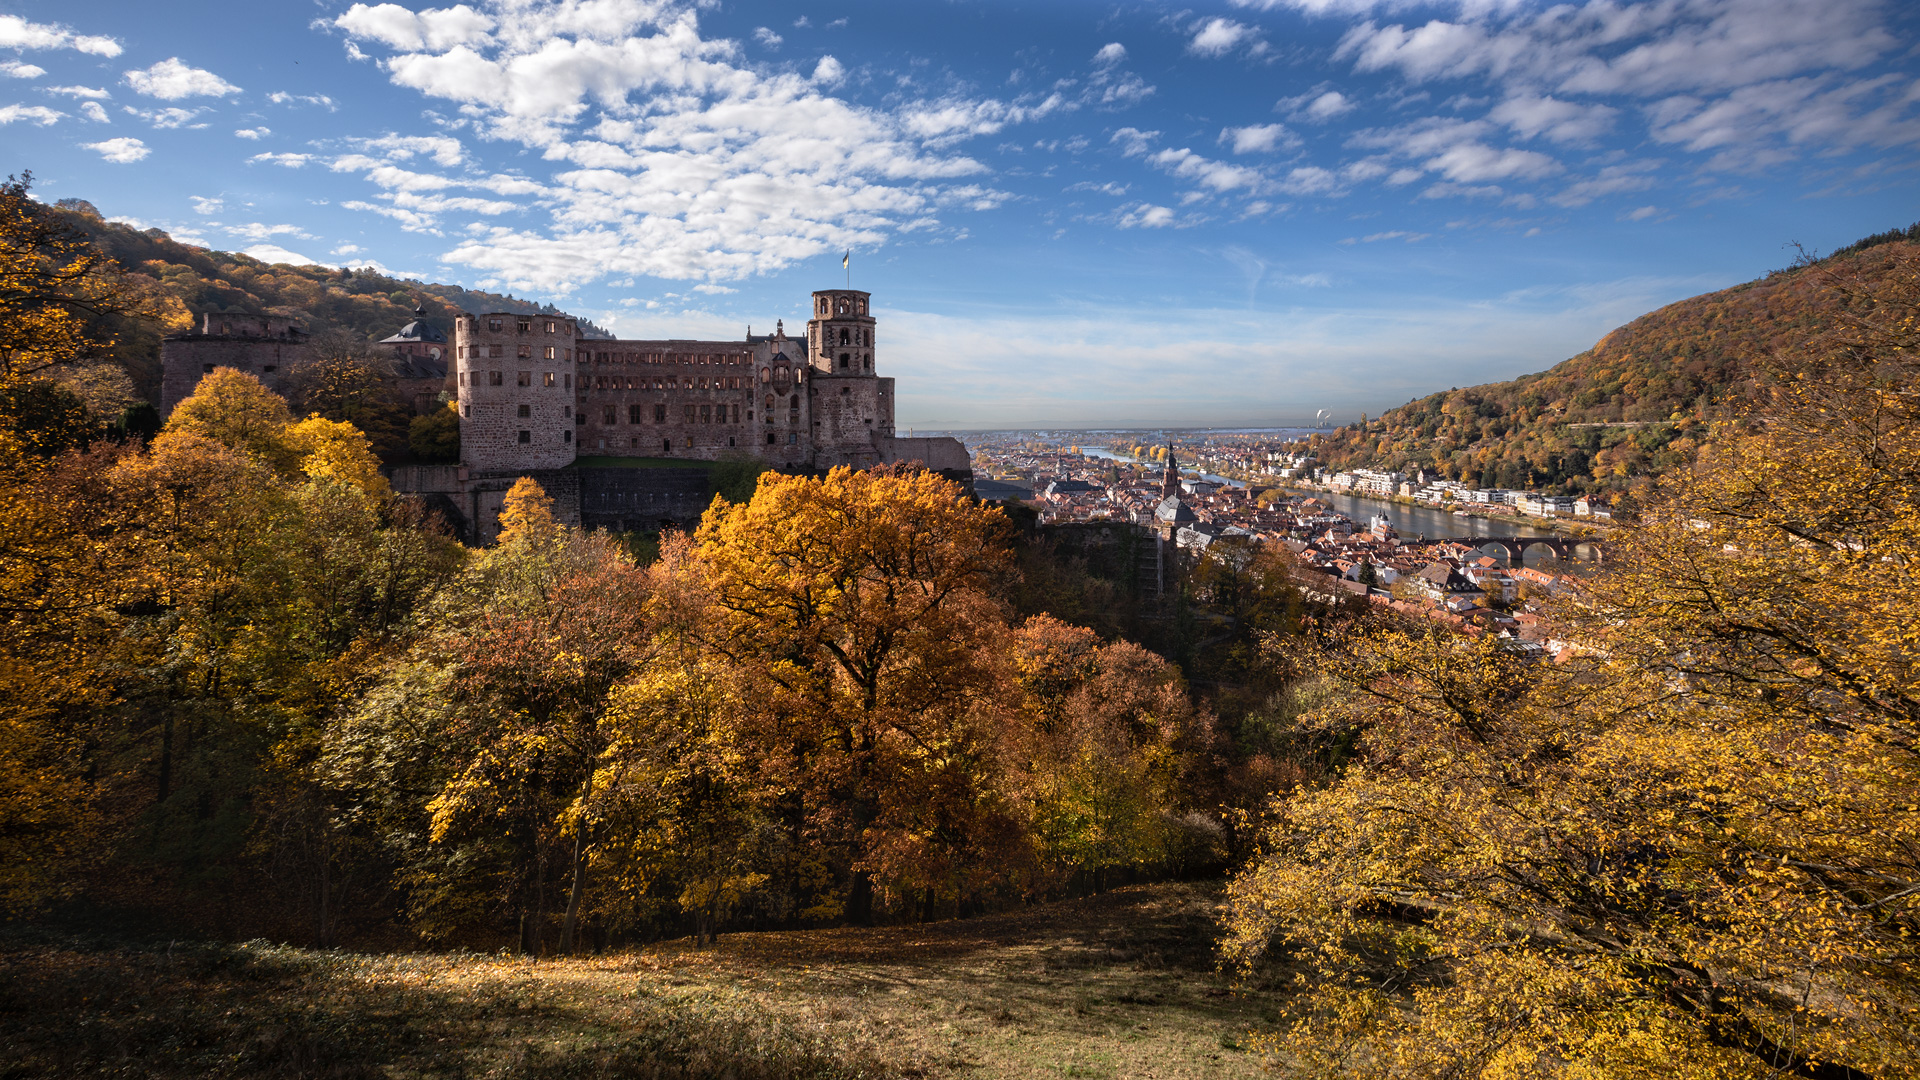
0;882;1287;1079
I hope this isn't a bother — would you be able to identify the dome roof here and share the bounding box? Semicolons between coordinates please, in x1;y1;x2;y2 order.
378;303;448;344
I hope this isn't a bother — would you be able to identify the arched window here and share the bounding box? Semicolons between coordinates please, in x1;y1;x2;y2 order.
839;354;849;369
839;327;850;345
765;394;774;408
789;394;800;408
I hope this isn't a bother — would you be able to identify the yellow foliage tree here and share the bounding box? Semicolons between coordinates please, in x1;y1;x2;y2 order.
162;367;297;470
496;476;558;546
286;415;391;499
1222;250;1920;1079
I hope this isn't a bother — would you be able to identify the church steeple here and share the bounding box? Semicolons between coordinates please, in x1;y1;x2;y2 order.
1161;444;1179;499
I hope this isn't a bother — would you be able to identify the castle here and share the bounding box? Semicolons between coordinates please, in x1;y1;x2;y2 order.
161;287;970;541
419;287;969;539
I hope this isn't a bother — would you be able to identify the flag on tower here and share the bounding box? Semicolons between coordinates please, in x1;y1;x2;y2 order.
842;250;850;269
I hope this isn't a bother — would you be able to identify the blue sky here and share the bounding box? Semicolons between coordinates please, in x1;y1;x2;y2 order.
4;0;1918;428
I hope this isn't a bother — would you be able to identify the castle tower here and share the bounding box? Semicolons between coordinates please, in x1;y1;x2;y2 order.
807;289;876;375
1161;444;1179;498
454;312;578;472
805;289;892;469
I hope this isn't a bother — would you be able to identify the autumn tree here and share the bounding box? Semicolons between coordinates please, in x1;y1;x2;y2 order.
1222;249;1920;1079
693;465;1015;920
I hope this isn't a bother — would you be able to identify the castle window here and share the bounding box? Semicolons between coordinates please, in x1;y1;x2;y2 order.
761;368;770;383
462;404;470;417
566;374;573;389
518;371;532;386
564;406;571;418
685;437;694;448
202;364;214;374
767;433;776;445
863;356;871;370
654;403;666;422
488;319;502;331
489;371;504;386
544;346;556;360
595;376;606;390
564;430;572;443
576;414;585;425
518;404;530;418
458;372;466;386
546;322;556;334
765;394;774;408
518;430;531;443
790;395;800;409
731;404;740;423
517;319;531;333
263;365;276;373
685;405;696;422
518;345;532;359
628;404;643;423
543;372;555;386
728;436;736;447
663;439;672;452
788;432;798;445
839;327;850;345
605;406;617;424
839;355;849;369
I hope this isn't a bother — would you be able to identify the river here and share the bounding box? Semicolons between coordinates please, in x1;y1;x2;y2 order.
1073;447;1583;564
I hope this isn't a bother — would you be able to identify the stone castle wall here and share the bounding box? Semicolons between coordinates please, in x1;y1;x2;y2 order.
452;312;577;472
159;314;306;416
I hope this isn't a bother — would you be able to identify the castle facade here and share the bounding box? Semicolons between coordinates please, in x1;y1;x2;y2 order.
411;286;969;540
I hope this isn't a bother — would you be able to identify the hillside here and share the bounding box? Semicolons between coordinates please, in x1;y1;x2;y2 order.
48;198;610;403
1305;228;1920;495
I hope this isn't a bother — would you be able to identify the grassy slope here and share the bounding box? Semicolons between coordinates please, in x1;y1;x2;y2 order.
0;883;1279;1079
1309;235;1920;495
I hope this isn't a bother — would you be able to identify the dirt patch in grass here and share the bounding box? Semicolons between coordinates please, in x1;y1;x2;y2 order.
0;882;1284;1079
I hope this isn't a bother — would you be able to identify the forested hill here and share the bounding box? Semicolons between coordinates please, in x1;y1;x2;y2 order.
49;198;612;403
1306;226;1920;496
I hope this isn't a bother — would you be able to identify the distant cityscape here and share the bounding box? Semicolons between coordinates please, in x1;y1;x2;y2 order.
937;428;1611;650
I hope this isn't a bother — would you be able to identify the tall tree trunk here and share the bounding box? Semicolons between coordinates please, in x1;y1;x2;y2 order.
156;712;173;803
559;826;588;953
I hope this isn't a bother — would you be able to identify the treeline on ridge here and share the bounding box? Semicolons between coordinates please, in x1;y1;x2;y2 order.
1303;226;1920;495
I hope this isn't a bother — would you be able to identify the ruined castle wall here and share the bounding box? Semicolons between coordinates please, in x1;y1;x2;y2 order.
159;313;307;415
454;313;577;472
577;467;717;531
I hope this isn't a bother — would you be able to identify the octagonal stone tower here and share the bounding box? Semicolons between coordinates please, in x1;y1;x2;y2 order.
454;311;578;472
807;289;875;375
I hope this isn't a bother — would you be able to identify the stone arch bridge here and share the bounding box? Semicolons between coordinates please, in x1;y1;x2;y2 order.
1437;535;1606;564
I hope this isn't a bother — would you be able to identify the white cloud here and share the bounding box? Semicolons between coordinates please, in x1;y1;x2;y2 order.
1221;122;1299;154
752;26;781;48
82;137;149;162
1489;94;1616;144
1150;147;1272;193
1093;42;1126;66
249;152;313;167
242;244;324;266
1552;160;1661;206
1190;17;1258;57
1280;88;1356;123
124;58;240;100
235;126;269;139
80;101;107;122
224;222;315;242
334;3;496;51
126;106;208;129
191;196;224;215
331;0;1043;290
1111;126;1159;156
1626;204;1660;220
0;15;121;57
1;59;45;78
45;84;108;98
1117;202;1176;228
351;132;466;165
268;91;338;109
0;104;62;125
